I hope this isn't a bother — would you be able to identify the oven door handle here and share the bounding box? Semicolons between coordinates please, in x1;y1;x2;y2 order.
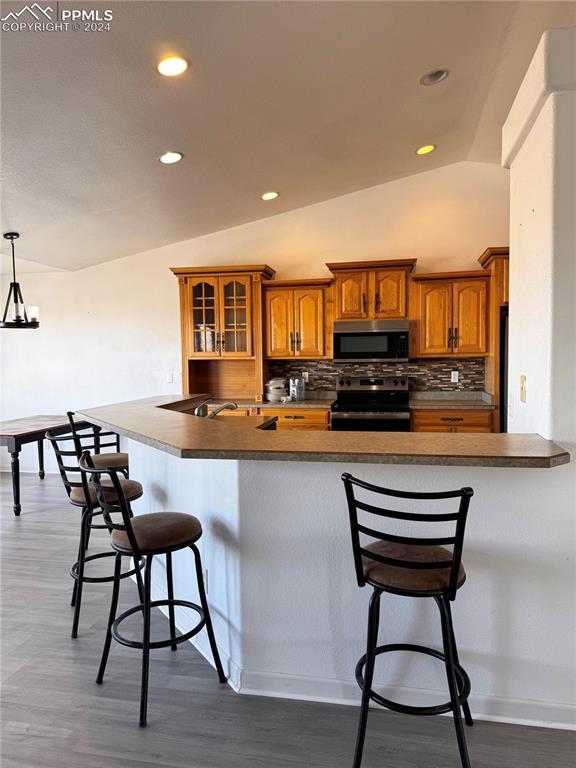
331;412;410;420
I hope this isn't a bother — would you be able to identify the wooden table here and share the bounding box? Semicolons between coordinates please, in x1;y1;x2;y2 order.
0;416;71;516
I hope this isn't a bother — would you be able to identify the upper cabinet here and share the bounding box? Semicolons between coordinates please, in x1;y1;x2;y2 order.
171;265;274;360
327;260;416;320
333;271;368;319
410;272;489;357
264;280;332;359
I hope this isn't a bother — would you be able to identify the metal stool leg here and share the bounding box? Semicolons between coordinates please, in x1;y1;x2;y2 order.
134;556;145;604
166;552;177;651
70;508;86;608
71;507;92;638
96;552;122;684
353;588;382;768
437;595;471;768
191;545;227;683
139;555;153;728
449;610;473;727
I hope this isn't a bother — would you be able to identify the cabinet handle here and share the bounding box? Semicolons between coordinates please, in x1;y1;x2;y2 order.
284;415;305;420
375;293;380;313
362;293;367;313
440;417;464;422
290;331;295;352
453;327;458;348
447;327;453;348
215;333;220;352
295;331;301;350
221;333;226;350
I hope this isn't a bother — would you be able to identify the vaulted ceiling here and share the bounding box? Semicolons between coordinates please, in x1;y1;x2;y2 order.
1;0;574;271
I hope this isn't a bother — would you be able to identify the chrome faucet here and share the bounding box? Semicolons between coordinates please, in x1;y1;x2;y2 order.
207;401;239;418
193;400;239;418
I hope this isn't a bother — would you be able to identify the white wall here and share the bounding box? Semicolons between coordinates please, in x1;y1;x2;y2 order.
1;160;509;472
504;29;576;446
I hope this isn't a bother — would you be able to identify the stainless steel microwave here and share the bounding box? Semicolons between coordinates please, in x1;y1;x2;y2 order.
333;320;409;363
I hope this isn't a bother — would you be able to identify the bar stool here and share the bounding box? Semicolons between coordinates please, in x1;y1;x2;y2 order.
67;411;129;473
46;429;144;638
79;452;227;727
342;473;474;768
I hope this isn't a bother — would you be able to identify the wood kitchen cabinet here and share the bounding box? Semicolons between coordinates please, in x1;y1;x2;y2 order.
410;272;489;357
262;408;331;431
411;409;493;433
187;274;253;358
171;265;275;400
264;280;332;359
327;260;417;320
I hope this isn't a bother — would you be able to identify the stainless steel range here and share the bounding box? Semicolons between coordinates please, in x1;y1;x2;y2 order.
331;376;410;431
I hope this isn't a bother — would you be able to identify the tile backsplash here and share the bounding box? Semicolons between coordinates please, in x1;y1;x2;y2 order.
268;359;486;392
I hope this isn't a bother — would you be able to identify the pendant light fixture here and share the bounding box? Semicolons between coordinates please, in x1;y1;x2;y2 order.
1;232;39;329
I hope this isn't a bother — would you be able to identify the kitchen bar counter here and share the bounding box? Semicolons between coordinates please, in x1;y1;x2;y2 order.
74;393;574;728
77;395;568;468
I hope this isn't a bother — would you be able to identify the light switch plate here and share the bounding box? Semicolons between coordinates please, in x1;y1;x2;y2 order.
520;375;527;403
451;371;459;383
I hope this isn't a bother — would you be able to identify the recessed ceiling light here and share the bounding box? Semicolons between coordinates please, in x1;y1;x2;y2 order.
157;56;188;77
261;191;279;201
415;144;436;156
159;151;183;164
420;69;449;86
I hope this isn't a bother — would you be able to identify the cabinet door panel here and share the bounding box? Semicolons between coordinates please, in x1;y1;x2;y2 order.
294;288;324;357
265;290;294;358
335;272;369;319
219;276;252;357
374;270;406;318
452;280;487;355
418;282;452;356
187;277;220;357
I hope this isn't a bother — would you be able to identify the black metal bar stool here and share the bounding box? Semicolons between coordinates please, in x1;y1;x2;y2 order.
68;411;129;473
46;428;144;638
79;452;227;727
342;473;474;768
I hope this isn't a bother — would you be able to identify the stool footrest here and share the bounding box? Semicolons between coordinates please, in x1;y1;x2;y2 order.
111;599;205;650
70;552;145;584
355;643;471;717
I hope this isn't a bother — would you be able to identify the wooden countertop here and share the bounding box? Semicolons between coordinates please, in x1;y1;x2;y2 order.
76;395;570;469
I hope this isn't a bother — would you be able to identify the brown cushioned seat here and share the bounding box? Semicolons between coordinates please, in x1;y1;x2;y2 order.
69;478;143;506
111;512;202;554
90;452;129;470
362;540;465;594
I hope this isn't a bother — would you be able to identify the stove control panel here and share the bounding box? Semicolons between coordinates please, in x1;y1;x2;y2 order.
336;376;408;392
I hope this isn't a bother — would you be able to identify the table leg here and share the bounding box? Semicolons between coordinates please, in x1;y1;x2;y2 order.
10;450;21;516
37;439;45;479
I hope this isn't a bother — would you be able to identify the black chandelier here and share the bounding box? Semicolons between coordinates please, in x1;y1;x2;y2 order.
1;232;39;329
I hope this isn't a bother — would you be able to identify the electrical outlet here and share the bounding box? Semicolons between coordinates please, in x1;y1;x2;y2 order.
451;371;459;384
302;371;309;383
166;371;174;384
520;375;527;403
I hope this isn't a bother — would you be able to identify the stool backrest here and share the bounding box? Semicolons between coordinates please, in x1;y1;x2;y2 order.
45;428;94;506
67;411;120;455
79;452;140;555
342;473;473;600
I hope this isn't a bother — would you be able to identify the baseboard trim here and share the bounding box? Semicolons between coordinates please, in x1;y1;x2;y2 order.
145;571;575;731
237;669;575;730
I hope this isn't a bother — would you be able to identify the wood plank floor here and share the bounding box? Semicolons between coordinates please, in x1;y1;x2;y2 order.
1;473;574;768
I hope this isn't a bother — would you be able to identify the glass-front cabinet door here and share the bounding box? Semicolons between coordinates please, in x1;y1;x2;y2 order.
218;276;252;357
188;277;220;357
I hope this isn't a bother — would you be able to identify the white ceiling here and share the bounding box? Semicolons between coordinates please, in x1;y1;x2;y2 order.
1;1;575;271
